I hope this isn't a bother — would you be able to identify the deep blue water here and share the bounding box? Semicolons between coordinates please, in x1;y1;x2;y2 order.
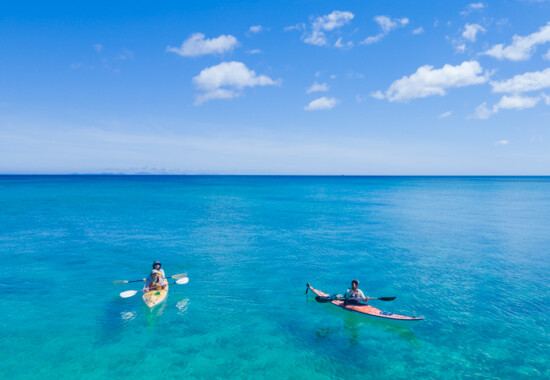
1;176;549;379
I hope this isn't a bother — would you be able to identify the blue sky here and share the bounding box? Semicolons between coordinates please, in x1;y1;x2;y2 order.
1;0;549;174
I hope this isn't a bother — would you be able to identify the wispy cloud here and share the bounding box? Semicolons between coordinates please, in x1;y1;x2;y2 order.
305;96;339;110
439;111;452;118
248;25;267;34
494;139;509;146
413;27;424;35
167;33;238;57
93;44;103;53
361;16;409;45
306;82;329;93
463;23;486;41
192;61;280;105
303;10;354;46
375;61;489;102
483;22;550;61
460;2;485;16
473;94;540;118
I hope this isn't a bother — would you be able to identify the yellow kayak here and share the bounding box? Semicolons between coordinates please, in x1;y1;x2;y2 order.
142;283;169;308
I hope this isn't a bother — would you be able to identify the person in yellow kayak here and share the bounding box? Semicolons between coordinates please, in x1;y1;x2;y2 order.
152;260;166;279
344;279;370;305
144;269;167;292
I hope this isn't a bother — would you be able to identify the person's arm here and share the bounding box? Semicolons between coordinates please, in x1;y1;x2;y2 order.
144;279;151;292
359;290;369;302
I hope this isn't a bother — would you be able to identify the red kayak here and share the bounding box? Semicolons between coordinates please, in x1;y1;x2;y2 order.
307;283;423;327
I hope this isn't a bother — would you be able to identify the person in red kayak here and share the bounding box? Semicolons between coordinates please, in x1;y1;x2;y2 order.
143;269;167;292
344;279;370;305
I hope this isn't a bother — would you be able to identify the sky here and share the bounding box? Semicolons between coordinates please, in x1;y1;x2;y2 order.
1;0;550;175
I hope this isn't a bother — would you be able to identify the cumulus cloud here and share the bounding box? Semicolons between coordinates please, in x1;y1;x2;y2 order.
375;61;488;102
491;67;550;93
463;23;486;41
167;33;238;57
192;61;279;105
413;27;424;35
304;96;339;110
439;111;452;118
306;82;329;93
542;93;550;105
496;94;540;110
483;22;550;61
303;11;354;46
361;16;409;45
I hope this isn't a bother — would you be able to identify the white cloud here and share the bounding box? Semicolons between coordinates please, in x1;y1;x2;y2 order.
167;33;238;57
246;49;262;54
334;37;354;48
377;61;488;102
494;140;509;146
413;27;424;35
192;61;279;105
496;94;540;110
473;94;540;119
473;102;494;119
306;82;329;93
439;111;452;118
460;2;485;15
361;16;409;45
544;48;550;60
370;90;385;100
248;25;266;34
455;43;466;53
284;23;306;32
490;67;550;93
483;22;550;61
303;11;354;46
463;23;486;41
304;96;339;110
542;93;550;105
93;44;103;53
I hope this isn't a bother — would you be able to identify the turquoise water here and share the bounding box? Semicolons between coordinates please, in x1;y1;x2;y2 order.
1;176;549;379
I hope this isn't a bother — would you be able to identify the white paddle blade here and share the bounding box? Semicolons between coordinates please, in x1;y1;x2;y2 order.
176;277;189;285
171;273;188;280
120;290;139;298
113;280;129;285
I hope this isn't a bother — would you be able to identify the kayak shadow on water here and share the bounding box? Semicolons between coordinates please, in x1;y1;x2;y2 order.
144;301;168;327
309;295;421;347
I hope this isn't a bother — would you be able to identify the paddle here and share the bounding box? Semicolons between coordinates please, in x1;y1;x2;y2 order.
119;277;189;298
315;295;396;303
113;272;188;285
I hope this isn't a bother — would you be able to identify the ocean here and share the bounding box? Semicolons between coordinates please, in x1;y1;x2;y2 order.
1;176;549;379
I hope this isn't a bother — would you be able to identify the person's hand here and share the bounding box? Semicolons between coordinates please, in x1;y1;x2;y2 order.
142;278;146;282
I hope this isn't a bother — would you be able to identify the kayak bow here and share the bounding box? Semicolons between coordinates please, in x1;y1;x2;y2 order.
143;283;169;308
307;283;423;327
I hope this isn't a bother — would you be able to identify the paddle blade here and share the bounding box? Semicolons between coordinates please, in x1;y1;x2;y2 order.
120;290;139;298
176;277;189;285
377;297;396;301
315;296;333;303
171;273;188;280
113;280;129;285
